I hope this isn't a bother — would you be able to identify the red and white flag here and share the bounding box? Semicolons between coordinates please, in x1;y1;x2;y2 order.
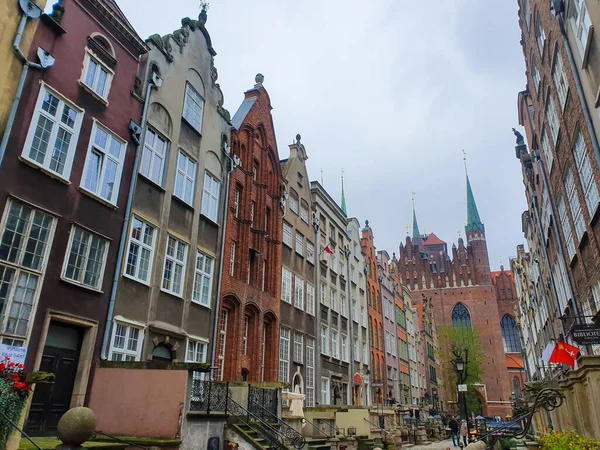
323;245;334;255
548;341;579;368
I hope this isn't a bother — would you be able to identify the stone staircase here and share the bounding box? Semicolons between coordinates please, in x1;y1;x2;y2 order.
230;422;286;450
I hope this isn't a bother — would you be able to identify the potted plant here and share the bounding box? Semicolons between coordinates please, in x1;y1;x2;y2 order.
0;357;55;448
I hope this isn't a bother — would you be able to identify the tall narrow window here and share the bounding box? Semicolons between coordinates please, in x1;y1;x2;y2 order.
573;131;600;217
279;327;291;382
306;241;315;264
125;217;155;284
229;242;236;276
201;171;221;223
331;330;339;359
294;275;304;310
81;50;113;100
361;305;366;327
295;231;304;255
283;222;293;247
289;190;299;214
174;150;196;205
63;226;108;290
0;200;55;344
451;303;472;329
531;58;541;92
192;250;213;307
82;121;126;205
321;377;331;405
300;201;309;223
306;338;315;406
552;49;569;109
234;188;241;218
558;196;576;260
182;83;204;133
523;0;531;29
217;309;228;380
321;324;329;355
541;127;554;171
546;92;560;144
281;267;292;304
242;316;249;356
330;289;337;312
320;284;327;306
293;331;303;363
575;0;593;58
306;283;315;316
341;334;348;362
162;236;187;296
501;315;522;353
565;167;585;241
109;322;143;361
140;127;167;186
354;338;359;361
341;294;347;317
536;18;546;55
250;201;255;225
352;300;357;322
22;85;83;180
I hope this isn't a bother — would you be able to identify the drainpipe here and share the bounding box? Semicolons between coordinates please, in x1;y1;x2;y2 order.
556;10;600;166
101;77;161;359
0;0;47;170
344;244;354;404
209;142;239;379
313;215;322;404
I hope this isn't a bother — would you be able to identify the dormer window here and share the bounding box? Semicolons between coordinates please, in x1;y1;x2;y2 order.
183;83;204;133
80;35;115;103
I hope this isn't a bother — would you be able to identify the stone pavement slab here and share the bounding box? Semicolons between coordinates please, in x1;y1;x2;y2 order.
407;439;456;450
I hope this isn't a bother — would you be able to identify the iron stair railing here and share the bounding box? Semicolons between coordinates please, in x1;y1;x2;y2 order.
0;410;42;450
301;416;345;439
247;398;306;449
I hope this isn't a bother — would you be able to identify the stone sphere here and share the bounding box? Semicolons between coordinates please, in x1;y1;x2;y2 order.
57;407;97;445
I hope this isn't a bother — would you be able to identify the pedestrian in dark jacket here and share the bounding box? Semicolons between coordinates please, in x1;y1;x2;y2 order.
449;416;459;447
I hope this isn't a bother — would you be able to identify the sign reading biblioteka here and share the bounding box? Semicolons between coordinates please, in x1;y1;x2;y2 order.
0;343;27;365
571;324;600;345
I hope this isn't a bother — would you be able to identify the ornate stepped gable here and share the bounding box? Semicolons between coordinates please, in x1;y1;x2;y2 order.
144;10;231;124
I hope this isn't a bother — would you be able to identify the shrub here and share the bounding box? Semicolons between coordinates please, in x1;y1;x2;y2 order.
537;430;600;449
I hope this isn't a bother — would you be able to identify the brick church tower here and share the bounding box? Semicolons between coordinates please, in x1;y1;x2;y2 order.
398;174;513;418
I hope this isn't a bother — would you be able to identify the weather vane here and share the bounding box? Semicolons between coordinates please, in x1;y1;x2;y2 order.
411;190;416;207
404;224;410;235
463;149;468;174
200;1;210;11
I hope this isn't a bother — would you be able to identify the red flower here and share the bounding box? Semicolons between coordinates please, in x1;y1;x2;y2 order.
4;356;9;360
18;363;24;369
14;382;27;390
8;362;14;368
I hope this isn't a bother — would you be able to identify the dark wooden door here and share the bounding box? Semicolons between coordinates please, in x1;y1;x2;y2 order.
26;323;82;436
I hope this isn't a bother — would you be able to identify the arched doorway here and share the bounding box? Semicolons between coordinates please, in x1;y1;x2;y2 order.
218;295;241;381
263;312;277;381
243;303;260;380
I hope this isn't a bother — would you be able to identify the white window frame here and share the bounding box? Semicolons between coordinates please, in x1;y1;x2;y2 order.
229;242;236;276
192;250;213;307
161;235;188;297
524;0;531;29
186;337;208;363
321;377;331;405
201;171;221;223
289;191;299;214
320;284;328;306
294;274;304;310
124;216;156;285
279;327;291;382
306;282;315;316
234;188;241;218
282;267;292;304
81;120;127;205
295;231;304;256
217;309;228;380
341;333;348;362
331;329;339;359
283;221;293;247
182;83;205;133
541;127;554;172
140;126;168;186
306;338;315;407
546;92;560;144
306;241;315;264
293;331;303;363
108;321;144;361
558;196;576;260
80;48;114;101
574;0;593;62
62;225;109;290
536;19;546;56
21;84;84;181
174;149;197;206
362;340;368;363
573;131;600;218
565;167;586;241
341;294;347;317
300;202;309;223
532;60;541;92
353;338;360;362
361;305;367;327
321;324;329;355
0;200;56;343
352;300;357;322
330;289;337;312
552;49;569;110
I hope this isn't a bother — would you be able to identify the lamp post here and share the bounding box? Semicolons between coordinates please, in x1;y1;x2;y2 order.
455;353;470;443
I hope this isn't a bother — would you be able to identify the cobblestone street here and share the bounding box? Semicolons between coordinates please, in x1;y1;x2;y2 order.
407;440;455;449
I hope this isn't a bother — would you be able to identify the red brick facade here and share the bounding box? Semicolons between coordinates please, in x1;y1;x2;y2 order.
216;82;284;382
360;221;386;403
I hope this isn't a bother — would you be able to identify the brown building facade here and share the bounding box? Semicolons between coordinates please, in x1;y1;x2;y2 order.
0;0;146;435
216;75;284;382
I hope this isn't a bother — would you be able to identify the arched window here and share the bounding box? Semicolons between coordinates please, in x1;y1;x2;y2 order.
501;315;522;353
451;303;472;329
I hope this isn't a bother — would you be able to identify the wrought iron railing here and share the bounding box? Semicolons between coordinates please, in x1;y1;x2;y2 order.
475;388;565;449
92;431;150;450
189;379;230;413
227;396;288;450
363;417;395;437
0;410;42;450
248;398;306;449
302;416;345;439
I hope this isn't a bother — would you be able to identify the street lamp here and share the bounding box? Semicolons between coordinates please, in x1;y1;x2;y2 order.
455;356;464;373
455;354;470;444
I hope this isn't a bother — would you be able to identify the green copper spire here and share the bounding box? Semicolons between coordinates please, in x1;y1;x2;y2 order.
412;191;420;237
341;169;347;215
465;174;485;233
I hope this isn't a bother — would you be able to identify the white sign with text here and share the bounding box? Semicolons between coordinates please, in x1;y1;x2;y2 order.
0;344;27;366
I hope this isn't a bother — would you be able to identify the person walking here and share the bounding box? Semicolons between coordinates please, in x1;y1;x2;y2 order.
460;418;468;447
449;416;459;447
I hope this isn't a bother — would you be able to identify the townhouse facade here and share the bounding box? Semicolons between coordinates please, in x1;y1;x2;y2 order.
0;0;147;435
217;74;284;382
361;220;386;404
516;0;600;347
104;8;231;374
279;135;317;403
311;181;351;405
378;250;399;403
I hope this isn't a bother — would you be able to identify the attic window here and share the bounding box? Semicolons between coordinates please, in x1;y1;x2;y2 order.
297;172;304;186
87;33;117;68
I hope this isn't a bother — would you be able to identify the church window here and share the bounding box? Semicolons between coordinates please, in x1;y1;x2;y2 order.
501;315;522;353
451;303;472;329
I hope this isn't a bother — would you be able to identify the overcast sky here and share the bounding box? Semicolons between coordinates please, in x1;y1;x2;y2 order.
118;0;527;271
